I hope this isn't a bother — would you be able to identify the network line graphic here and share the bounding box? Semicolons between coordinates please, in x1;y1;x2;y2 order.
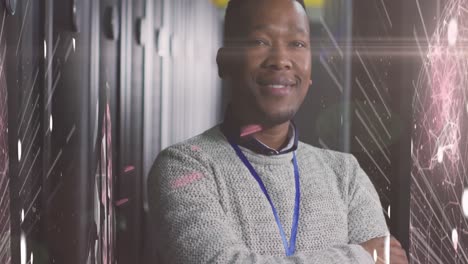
410;0;468;263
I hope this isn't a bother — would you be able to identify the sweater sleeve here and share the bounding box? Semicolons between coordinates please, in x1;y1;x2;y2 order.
148;146;375;264
346;155;389;244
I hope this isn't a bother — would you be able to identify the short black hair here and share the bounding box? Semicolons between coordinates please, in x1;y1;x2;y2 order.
223;0;307;46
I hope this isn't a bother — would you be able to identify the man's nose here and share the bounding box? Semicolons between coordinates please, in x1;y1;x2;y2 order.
262;46;293;70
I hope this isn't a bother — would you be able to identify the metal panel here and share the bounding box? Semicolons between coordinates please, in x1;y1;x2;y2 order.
4;1;46;263
0;7;11;264
159;0;222;150
2;0;114;262
116;0;145;262
44;0;98;262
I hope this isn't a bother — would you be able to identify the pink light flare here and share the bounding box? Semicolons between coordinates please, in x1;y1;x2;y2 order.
115;198;130;207
124;166;135;173
170;172;205;189
240;124;263;137
190;145;201;152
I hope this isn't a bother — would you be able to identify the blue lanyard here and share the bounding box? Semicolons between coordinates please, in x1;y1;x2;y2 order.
228;140;301;256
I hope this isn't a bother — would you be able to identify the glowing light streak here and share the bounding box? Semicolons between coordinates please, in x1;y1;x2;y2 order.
437;146;444;163
415;0;430;43
0;46;5;80
45;150;62;179
18;69;39;130
21;95;39;139
356;102;390;156
17;140;21;161
355;78;392;139
18;149;39;195
452;228;459;252
20;232;26;264
66;125;76;143
448;18;458;45
384;234;390;264
0;11;5;43
319;55;343;92
355;51;392;119
17;124;39;178
24;187;41;219
355;136;391;185
378;0;393;28
355;110;391;164
462;189;468;217
318;137;330;149
319;17;343;58
45;35;61;76
15;0;32;56
45;71;61;108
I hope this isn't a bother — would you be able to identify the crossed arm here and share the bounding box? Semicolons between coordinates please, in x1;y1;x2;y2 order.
148;147;408;264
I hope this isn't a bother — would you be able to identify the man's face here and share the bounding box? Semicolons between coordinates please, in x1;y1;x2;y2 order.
221;0;312;126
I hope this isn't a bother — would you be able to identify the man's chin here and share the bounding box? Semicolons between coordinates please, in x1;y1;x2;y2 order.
258;109;296;127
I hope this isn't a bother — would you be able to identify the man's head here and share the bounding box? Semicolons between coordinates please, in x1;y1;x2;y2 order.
217;0;312;127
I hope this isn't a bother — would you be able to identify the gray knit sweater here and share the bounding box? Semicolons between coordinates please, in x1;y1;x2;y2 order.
148;126;388;263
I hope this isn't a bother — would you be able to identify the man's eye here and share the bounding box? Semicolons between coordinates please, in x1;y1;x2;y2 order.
291;41;306;48
249;39;268;46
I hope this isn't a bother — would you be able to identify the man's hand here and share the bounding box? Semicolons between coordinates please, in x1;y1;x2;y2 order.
360;236;408;264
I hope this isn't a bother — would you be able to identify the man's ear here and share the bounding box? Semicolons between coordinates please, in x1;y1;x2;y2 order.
216;47;228;79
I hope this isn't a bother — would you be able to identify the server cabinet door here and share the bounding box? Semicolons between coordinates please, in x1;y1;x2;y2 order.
142;0;163;262
4;1;46;264
44;0;100;263
91;0;121;263
116;0;146;262
0;5;12;264
351;0;424;253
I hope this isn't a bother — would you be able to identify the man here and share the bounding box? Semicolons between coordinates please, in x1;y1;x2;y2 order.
148;0;408;263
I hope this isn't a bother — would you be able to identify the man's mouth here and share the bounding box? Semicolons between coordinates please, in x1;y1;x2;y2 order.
257;76;297;86
258;84;294;96
264;84;292;89
257;78;297;96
